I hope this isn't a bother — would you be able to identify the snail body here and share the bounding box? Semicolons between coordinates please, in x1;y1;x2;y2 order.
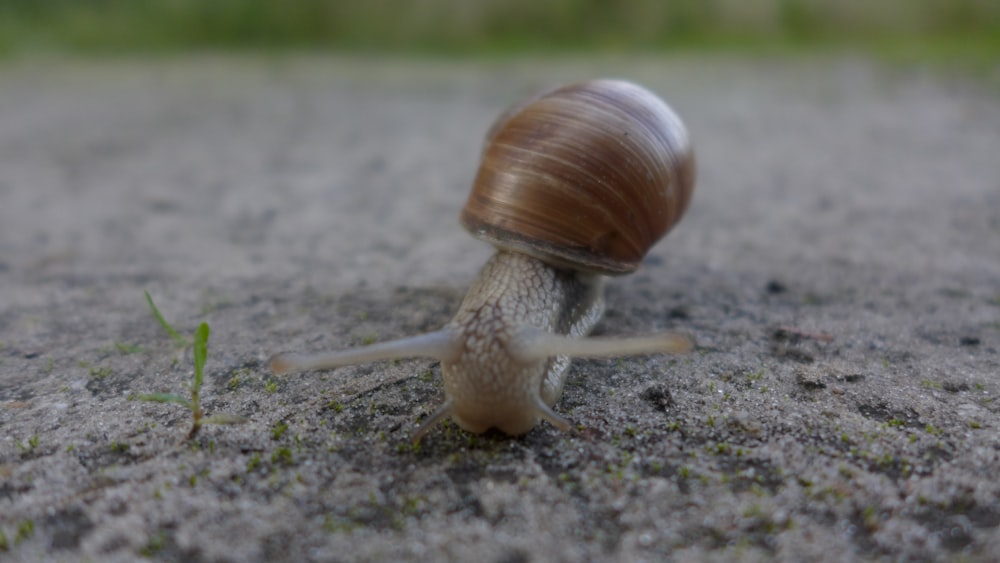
272;79;695;442
437;251;605;436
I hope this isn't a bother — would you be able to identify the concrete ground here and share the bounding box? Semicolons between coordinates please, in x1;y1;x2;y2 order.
0;54;998;562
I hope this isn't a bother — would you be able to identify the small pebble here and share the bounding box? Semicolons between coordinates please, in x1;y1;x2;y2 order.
765;280;787;294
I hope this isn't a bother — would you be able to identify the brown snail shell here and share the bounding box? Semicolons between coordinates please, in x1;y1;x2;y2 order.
461;79;695;275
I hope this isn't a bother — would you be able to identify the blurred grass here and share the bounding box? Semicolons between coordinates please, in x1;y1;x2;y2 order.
0;0;998;66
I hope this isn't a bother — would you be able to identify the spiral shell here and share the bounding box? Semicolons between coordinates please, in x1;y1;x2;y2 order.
461;79;695;275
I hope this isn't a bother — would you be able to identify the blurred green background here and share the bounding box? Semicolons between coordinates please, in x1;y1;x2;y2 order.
1;0;998;63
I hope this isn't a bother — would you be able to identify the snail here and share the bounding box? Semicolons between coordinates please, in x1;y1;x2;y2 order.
271;79;696;442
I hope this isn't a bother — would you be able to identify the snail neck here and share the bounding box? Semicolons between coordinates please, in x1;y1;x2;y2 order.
453;251;606;340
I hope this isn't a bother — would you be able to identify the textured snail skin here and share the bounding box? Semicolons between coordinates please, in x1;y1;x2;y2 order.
270;79;694;442
437;251;604;436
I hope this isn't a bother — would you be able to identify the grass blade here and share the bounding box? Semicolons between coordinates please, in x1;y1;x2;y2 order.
192;322;210;393
144;290;189;347
139;393;193;409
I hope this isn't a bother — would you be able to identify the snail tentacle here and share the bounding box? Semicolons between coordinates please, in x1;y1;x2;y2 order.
270;329;461;375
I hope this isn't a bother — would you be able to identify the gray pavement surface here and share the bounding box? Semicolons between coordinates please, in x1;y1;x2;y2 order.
1;55;998;562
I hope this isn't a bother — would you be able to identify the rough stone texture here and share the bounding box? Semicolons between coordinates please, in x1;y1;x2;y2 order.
1;55;998;562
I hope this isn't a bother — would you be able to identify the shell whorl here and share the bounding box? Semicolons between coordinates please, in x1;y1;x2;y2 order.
461;79;695;275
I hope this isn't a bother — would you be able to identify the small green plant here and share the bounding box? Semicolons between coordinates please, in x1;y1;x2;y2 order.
396;441;422;455
139;292;247;439
246;453;262;472
15;520;34;544
16;435;39;456
271;421;289;440
271;447;294;466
